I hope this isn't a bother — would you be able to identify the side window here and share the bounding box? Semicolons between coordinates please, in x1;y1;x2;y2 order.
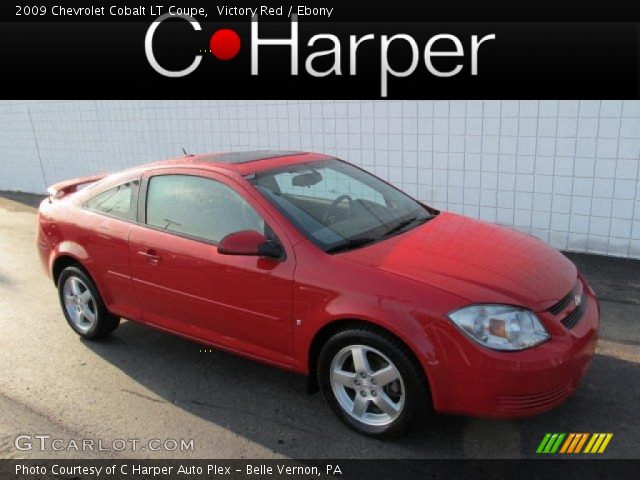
83;181;138;220
145;174;265;243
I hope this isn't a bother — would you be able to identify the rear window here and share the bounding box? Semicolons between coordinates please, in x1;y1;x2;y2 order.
83;181;138;221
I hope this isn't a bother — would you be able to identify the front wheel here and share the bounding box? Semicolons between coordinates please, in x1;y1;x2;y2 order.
317;327;430;438
57;266;120;339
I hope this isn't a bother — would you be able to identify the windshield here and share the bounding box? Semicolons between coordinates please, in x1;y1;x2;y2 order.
250;159;434;253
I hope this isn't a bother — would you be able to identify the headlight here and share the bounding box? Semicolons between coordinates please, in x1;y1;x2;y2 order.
447;305;549;351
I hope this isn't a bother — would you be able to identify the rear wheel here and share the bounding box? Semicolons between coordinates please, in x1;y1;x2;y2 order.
57;266;120;339
317;327;430;438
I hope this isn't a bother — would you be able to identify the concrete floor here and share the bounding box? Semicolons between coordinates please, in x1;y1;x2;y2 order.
0;191;638;459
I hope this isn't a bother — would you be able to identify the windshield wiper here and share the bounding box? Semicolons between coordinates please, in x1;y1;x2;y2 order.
326;237;377;254
383;216;429;238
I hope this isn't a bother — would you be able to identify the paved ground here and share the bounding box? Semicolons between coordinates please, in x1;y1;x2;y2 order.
0;191;638;459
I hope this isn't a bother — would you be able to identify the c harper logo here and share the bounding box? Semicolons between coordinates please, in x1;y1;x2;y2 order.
536;433;613;454
144;14;496;97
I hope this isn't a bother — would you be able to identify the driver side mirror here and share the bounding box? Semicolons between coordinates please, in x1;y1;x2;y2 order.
218;230;283;260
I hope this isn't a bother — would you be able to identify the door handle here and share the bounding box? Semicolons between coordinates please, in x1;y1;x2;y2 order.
138;249;160;265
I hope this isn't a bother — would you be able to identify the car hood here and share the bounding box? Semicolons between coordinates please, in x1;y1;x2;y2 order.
341;212;577;311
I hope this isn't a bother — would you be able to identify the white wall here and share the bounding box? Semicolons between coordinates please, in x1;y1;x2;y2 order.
1;100;639;258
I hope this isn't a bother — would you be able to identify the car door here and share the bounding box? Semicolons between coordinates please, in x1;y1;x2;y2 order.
128;168;296;367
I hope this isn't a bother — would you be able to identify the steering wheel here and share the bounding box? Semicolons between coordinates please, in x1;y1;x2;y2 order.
322;194;353;224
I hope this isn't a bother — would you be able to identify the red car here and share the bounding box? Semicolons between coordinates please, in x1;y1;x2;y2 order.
37;151;599;437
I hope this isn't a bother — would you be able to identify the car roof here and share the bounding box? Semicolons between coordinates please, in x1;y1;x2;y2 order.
82;150;336;196
197;150;303;164
140;150;334;176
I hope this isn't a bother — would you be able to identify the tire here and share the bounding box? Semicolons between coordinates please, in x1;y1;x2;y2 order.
317;326;431;438
57;266;120;339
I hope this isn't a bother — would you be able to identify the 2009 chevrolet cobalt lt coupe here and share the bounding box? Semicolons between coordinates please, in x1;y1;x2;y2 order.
37;151;599;437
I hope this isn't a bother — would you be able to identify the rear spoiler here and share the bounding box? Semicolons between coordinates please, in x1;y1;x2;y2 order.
46;174;107;200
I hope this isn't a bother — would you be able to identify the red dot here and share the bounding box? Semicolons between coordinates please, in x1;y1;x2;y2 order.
209;29;241;60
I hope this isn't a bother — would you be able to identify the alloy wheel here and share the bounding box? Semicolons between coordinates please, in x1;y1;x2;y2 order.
62;276;97;333
330;344;405;426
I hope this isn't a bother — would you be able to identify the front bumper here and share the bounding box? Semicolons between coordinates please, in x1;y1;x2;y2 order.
427;278;599;418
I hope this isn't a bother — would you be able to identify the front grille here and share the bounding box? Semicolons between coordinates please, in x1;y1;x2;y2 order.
547;280;586;330
561;294;586;329
496;381;574;413
548;284;577;315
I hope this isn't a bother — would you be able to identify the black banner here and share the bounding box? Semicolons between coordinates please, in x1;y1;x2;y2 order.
3;0;640;22
1;20;638;99
4;459;640;480
1;0;639;99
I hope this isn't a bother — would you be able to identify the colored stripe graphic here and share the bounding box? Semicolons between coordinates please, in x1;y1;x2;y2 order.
544;433;559;453
550;433;565;453
567;433;583;453
538;433;613;454
598;434;613;453
584;433;598;453
537;433;565;453
592;434;606;453
584;433;614;453
574;433;589;453
559;433;575;453
537;433;552;453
